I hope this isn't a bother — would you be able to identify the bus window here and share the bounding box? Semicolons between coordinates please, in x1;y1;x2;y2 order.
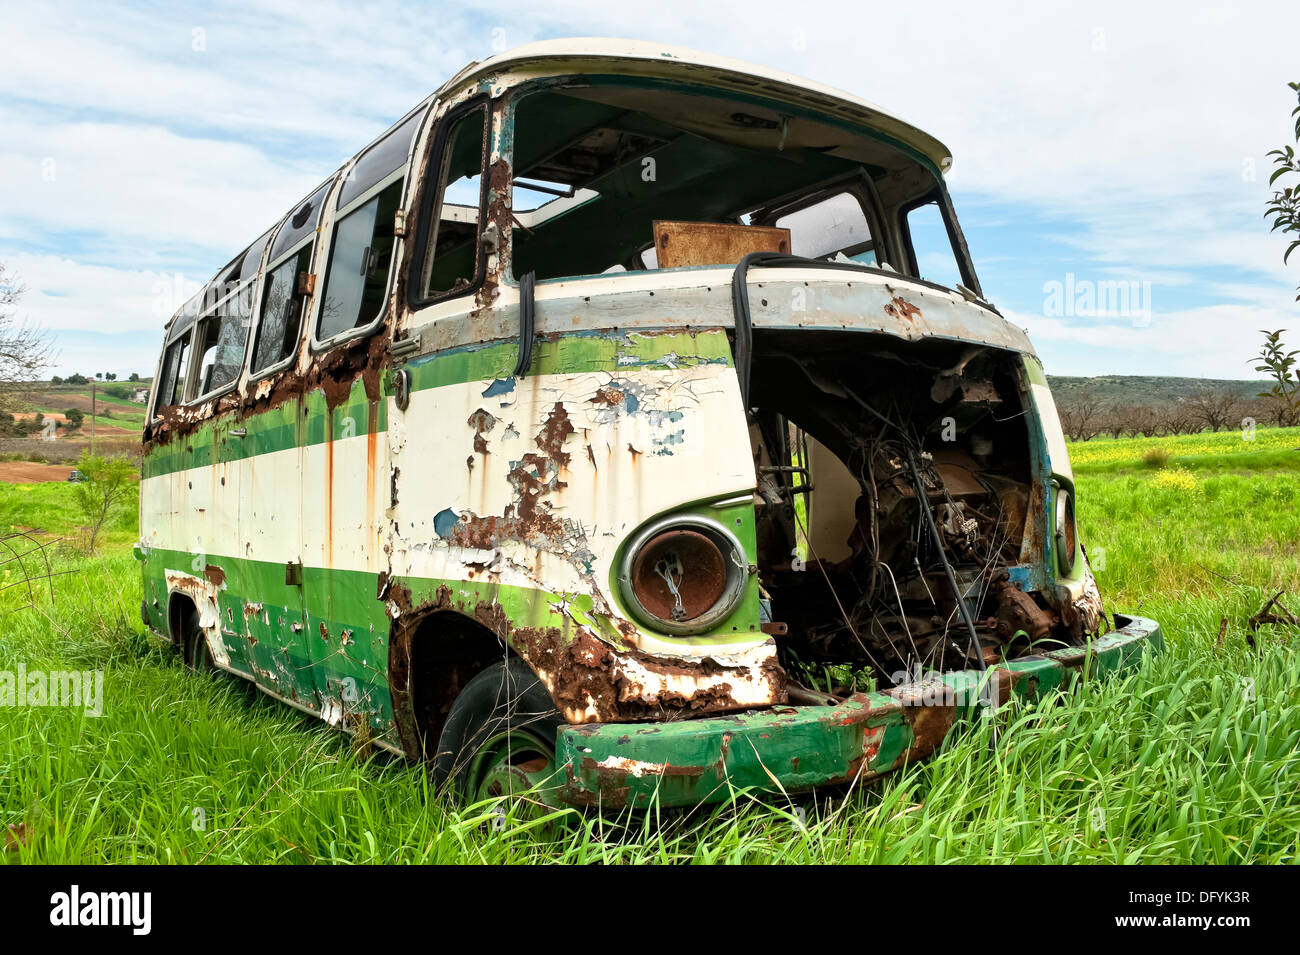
337;107;424;209
193;290;252;398
904;199;962;290
775;192;875;264
157;332;192;410
317;179;403;341
251;246;311;374
419;104;487;299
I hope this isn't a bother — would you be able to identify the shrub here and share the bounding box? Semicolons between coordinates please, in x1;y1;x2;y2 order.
1141;446;1171;468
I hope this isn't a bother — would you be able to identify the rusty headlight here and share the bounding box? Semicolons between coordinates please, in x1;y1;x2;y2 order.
1054;482;1077;577
618;515;748;635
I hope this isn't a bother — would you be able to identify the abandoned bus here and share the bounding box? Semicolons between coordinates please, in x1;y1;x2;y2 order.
138;39;1161;807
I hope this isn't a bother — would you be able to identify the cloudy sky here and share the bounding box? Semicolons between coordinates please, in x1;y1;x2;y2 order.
2;0;1297;380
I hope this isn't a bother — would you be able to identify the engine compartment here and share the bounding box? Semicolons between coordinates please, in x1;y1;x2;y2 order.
748;330;1099;698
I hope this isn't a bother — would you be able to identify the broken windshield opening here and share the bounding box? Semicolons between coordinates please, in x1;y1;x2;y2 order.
506;81;970;287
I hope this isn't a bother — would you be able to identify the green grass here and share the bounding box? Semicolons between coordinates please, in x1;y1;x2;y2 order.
1;430;1298;863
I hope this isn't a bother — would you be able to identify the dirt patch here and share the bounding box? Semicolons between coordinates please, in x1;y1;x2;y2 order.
0;462;82;483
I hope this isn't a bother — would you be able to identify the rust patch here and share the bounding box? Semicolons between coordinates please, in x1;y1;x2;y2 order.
202;564;226;587
883;296;922;322
536;401;574;466
468;407;497;455
510;623;786;723
590;386;625;406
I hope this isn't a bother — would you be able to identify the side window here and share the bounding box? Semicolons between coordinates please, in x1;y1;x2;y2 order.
317;180;403;341
420;104;487;299
252;246;312;374
157;333;192;411
904;199;963;290
776;193;875;264
193;289;252;398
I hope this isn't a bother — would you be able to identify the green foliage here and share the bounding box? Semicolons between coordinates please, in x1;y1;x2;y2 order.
1254;328;1300;426
70;451;136;553
1266;81;1300;297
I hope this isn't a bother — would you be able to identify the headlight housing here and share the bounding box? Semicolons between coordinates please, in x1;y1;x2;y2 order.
618;514;749;635
1053;481;1077;577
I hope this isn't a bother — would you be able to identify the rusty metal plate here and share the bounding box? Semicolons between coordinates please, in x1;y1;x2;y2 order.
653;220;790;268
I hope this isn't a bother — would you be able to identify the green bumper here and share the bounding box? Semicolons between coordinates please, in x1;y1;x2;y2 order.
555;614;1162;808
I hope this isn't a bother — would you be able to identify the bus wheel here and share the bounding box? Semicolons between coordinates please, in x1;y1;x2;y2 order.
433;658;563;805
180;607;215;673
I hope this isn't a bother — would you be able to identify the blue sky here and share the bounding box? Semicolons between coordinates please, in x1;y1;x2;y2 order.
2;0;1297;380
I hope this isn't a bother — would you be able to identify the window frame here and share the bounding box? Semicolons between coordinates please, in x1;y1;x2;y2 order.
242;173;339;383
897;187;982;297
405;94;492;311
753;171;887;266
309;166;409;352
245;233;316;382
153;324;196;419
186;279;257;406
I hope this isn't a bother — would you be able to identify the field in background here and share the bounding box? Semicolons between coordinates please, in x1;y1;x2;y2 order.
0;381;150;471
0;429;1297;863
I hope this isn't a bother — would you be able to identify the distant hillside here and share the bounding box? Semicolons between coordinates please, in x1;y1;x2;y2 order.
8;379;153;439
1047;375;1267;407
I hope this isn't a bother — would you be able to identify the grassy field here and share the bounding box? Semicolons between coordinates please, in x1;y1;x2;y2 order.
1;429;1298;863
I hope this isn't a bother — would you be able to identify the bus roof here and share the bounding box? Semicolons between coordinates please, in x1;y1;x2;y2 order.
439;38;953;173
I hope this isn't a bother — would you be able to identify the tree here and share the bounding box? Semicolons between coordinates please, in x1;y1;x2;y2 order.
1160;403;1199;436
1058;390;1105;441
72;451;136;553
1254;329;1300;426
1187;388;1240;432
1255;83;1300;429
64;407;84;429
1266;81;1300;299
128;372;139;382
0;263;52;416
65;373;87;385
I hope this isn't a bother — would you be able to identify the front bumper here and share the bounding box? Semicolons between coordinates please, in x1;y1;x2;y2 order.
555;614;1162;808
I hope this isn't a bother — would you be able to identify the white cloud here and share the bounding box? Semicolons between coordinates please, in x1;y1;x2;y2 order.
1007;303;1281;379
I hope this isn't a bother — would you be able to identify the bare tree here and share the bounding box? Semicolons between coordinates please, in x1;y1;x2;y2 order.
1058;390;1105;441
1161;402;1199;436
0;264;52;415
1122;405;1165;438
1186;388;1240;432
1098;408;1127;439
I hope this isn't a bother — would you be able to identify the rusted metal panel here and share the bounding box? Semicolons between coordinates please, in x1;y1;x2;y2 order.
555;615;1162;807
652;220;790;268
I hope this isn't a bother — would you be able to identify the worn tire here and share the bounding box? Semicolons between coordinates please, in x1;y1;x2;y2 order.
432;658;564;803
178;605;215;673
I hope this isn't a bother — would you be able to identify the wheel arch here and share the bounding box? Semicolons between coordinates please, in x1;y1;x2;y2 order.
389;607;547;759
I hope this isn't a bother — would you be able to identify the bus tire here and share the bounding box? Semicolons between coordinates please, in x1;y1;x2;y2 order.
432;658;563;804
179;605;215;673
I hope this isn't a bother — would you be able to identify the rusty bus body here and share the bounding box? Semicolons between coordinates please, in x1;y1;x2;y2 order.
138;39;1160;807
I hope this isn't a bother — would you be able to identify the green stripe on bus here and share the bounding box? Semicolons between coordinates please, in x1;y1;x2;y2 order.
142;329;733;479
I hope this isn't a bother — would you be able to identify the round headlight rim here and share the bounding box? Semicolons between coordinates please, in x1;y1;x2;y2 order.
617;513;749;636
1054;482;1077;578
